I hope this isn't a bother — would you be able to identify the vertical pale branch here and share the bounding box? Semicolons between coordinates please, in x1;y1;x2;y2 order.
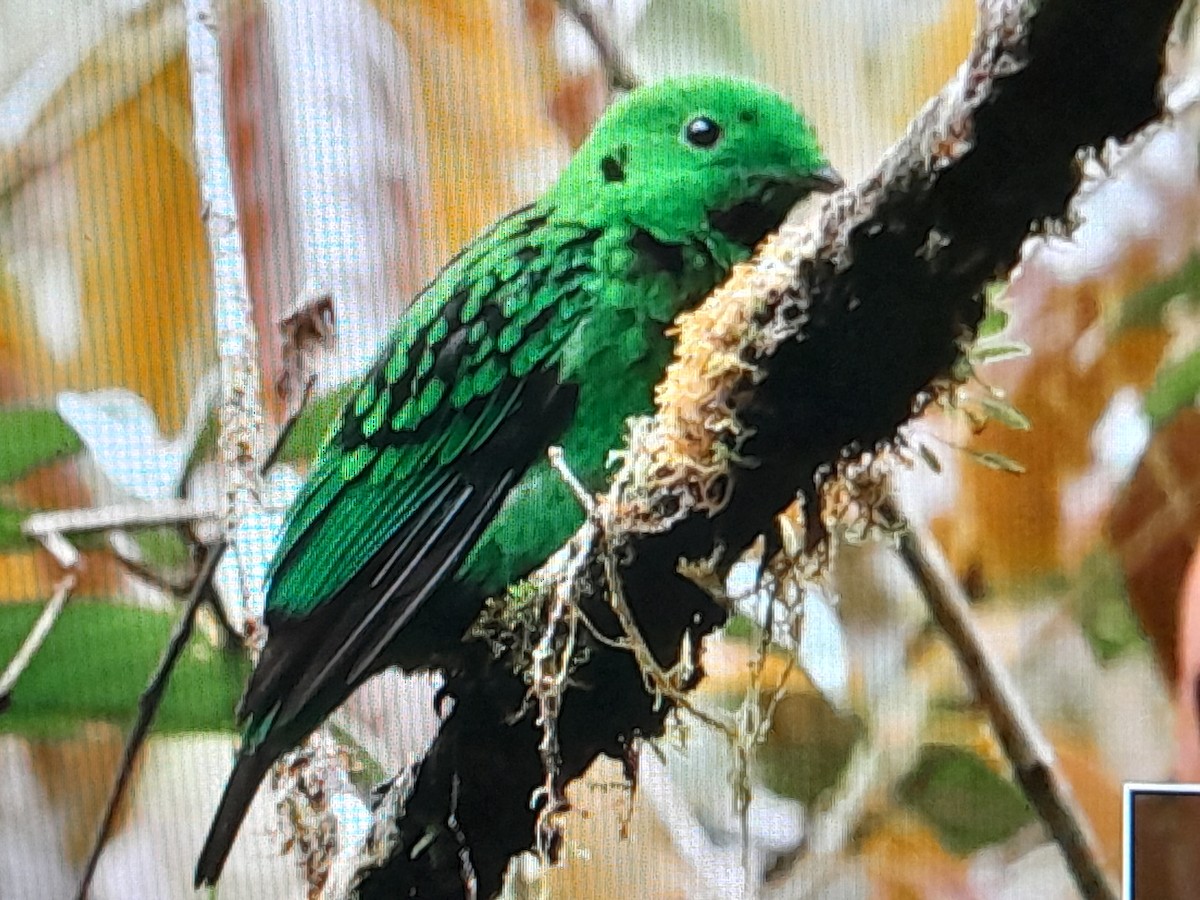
186;0;264;565
188;5;353;892
74;6;264;898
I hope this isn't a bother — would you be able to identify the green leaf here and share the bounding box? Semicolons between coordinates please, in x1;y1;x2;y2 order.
0;409;82;484
1144;350;1200;429
1075;549;1148;663
275;383;356;464
898;744;1034;855
971;341;1031;364
132;526;192;571
962;448;1026;474
0;599;249;738
979;397;1032;431
977;308;1010;341
1115;251;1200;332
0;504;32;552
722;613;756;640
181;404;220;484
977;282;1011;339
328;721;389;791
755;694;863;805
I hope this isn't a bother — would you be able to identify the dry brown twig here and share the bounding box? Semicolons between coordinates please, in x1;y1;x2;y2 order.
107;532;200;596
884;496;1118;900
74;544;226;900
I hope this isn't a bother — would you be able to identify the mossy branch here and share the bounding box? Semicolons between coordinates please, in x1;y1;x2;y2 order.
352;0;1181;897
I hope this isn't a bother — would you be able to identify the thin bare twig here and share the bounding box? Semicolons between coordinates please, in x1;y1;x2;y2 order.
732;572;803;887
35;532;80;570
883;497;1118;900
0;575;78;711
260;372;317;473
108;536;193;595
22;499;219;542
69;380;316;898
555;0;639;91
74;544;225;900
108;531;241;644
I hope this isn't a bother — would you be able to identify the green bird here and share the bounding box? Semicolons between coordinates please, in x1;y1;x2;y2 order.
195;74;838;885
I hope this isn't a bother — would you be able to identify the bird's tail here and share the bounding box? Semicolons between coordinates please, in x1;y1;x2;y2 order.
194;744;275;887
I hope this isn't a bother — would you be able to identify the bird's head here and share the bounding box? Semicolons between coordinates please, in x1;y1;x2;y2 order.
555;75;841;250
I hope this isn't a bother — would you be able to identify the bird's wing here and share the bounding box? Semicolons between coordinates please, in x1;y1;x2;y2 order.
240;206;600;733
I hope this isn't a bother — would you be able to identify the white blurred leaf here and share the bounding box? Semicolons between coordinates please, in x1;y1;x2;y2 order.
552;0;650;76
797;591;851;704
1091;386;1151;476
969;843;1076;900
732;584;850;705
321;788;375;898
641;741;802;899
334;670;444;775
0;0;166;150
725;554;762;602
56;372;216;501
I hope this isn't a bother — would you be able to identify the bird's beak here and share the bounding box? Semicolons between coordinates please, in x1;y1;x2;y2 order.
802;165;845;194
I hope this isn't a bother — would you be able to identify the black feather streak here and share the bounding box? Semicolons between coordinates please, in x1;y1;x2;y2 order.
509;206;549;239
601;155;625;183
707;193;790;249
630;229;686;275
519;305;558;348
558;227;605;256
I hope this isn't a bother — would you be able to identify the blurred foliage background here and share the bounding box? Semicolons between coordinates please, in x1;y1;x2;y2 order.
0;0;1197;897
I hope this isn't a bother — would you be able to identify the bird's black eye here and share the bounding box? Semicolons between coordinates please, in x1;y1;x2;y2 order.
684;117;722;148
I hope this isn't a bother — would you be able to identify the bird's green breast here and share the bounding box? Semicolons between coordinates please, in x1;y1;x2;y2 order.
456;225;735;596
